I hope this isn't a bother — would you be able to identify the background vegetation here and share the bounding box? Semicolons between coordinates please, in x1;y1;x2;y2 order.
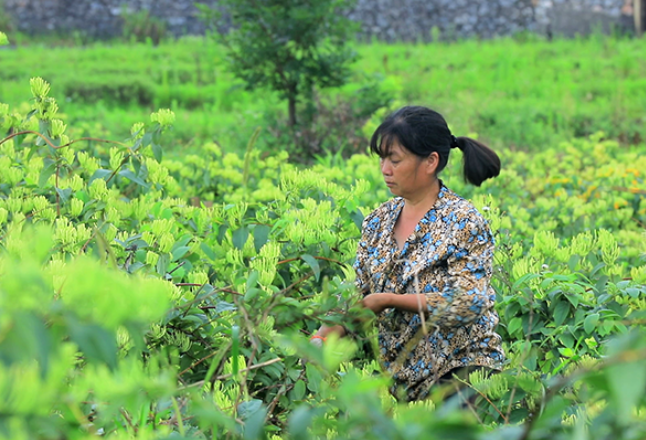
1;34;644;158
0;21;645;440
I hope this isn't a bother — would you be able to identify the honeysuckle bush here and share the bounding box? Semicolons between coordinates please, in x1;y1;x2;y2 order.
1;76;646;439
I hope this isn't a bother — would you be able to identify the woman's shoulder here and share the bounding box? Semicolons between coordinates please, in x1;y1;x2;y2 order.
441;186;491;230
361;197;402;231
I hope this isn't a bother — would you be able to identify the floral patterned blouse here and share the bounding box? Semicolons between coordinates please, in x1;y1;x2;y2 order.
354;181;504;401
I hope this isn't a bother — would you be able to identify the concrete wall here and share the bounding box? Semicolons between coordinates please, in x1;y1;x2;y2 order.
2;0;634;41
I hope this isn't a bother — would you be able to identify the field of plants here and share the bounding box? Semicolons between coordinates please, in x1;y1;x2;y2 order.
1;29;646;439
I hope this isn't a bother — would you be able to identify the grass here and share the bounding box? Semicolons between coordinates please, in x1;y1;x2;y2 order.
1;34;644;154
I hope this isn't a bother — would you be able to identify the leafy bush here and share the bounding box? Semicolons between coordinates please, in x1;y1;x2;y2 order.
1;77;646;439
2;36;644;151
121;7;168;46
197;0;358;128
62;76;156;106
262;79;394;162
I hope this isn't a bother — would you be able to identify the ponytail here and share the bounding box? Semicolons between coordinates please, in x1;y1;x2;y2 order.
453;137;501;187
369;106;501;186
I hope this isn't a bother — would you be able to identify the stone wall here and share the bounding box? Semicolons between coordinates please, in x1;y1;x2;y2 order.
2;0;634;41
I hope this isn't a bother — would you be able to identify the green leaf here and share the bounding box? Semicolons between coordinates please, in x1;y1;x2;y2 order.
554;300;570;327
626;287;641;298
351;208;364;231
290;380;306;401
204;343;230;388
305;364;322;393
246;271;259;289
156;252;170;275
584;313;599;334
119;169;149;188
244;288;262;302
89;169;112;184
233;227;249;250
141;132;153;147
67;320;118;370
200;242;216;260
253;225;271;252
608;360;646;425
288;405;314;440
75;190;90;203
38;161;56;187
171;246;191;261
301;254;320;281
55;187;72;204
507;317;522;336
565;293;580;308
215;301;236;314
241;401;266;440
151;141;163;163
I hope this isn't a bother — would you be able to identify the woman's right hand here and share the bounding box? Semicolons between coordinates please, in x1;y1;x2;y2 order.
310;325;346;347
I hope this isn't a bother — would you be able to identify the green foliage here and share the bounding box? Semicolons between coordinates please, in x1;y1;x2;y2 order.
197;0;358;129
120;7;168;46
263;79;394;161
1;36;645;154
1;73;646;438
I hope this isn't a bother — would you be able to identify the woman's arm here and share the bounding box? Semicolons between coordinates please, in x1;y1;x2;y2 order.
363;292;426;314
363;214;495;327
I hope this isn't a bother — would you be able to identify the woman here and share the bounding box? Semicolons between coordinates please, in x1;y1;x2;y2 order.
313;106;505;402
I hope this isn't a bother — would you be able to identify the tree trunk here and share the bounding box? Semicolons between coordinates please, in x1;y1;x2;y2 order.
288;95;297;127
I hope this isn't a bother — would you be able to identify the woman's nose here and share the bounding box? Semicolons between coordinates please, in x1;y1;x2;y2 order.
380;159;392;175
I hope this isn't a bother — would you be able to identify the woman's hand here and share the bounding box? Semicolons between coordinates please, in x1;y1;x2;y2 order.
362;293;394;314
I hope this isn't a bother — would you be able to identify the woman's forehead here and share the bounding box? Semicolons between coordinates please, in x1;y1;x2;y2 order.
381;140;408;156
380;137;408;156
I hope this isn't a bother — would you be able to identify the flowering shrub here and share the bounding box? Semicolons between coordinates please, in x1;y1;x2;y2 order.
1;77;646;439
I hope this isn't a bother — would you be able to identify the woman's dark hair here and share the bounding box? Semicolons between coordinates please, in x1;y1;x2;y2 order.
369;106;501;187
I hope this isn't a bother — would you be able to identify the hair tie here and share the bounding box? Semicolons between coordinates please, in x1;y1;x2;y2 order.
450;135;459;149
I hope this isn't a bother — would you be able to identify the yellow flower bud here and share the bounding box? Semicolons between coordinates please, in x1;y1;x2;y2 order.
6;167;23;186
30;77;51;98
104;224;118;243
76;224;92;245
131;122;145;139
109;147;125;171
69;174;84;192
89;179;108;200
50;119;67;138
146;251;159;266
6;197;22;213
158;232;174;253
61;147;74;164
150;108;175;127
69;198;84;217
105;207;120;224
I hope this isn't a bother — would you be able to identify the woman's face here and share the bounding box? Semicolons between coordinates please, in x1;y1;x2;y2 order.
379;142;438;198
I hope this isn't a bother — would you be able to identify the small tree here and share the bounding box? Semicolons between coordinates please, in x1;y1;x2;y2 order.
197;0;358;128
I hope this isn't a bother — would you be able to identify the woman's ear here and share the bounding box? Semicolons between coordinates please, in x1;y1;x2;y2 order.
425;152;440;175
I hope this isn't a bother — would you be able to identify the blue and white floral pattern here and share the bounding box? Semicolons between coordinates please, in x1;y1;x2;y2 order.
354;181;504;401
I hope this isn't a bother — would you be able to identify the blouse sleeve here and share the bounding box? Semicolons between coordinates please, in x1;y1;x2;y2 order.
423;214;495;328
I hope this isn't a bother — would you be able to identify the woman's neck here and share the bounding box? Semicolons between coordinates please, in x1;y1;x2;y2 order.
401;178;441;218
